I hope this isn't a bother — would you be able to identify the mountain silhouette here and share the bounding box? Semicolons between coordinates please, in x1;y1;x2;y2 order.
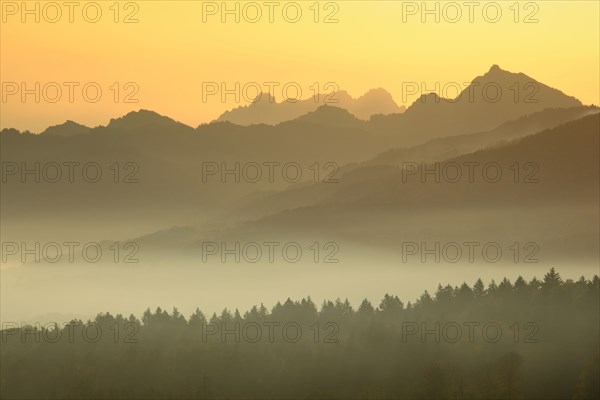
287;104;366;129
218;106;598;223
107;109;191;132
1;66;593;244
215;88;405;125
41;120;92;137
369;65;582;144
350;88;406;118
198;114;599;264
369;106;599;166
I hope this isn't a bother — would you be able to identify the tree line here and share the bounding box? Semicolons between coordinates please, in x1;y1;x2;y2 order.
1;268;598;399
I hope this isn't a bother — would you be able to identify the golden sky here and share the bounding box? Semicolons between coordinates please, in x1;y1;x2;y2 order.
1;0;599;132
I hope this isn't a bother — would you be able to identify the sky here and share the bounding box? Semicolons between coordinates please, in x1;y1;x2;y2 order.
1;0;599;132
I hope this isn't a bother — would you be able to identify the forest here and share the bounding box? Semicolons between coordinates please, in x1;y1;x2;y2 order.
1;268;599;399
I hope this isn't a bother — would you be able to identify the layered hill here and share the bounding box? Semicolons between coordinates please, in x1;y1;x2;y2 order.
169;114;600;265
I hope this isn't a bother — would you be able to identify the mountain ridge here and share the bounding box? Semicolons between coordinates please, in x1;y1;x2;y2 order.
215;88;406;126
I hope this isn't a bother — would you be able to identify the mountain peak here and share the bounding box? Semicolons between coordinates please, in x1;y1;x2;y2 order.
399;66;583;138
107;109;181;131
353;88;405;117
293;104;360;127
253;92;276;104
123;109;163;119
333;90;353;102
359;88;394;102
415;92;442;103
478;64;521;82
478;64;537;85
41;120;91;137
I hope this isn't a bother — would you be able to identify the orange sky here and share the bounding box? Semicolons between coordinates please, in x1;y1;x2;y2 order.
1;0;599;132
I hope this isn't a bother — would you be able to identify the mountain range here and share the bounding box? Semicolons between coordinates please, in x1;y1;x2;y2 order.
215;88;406;126
1;65;597;264
124;113;599;265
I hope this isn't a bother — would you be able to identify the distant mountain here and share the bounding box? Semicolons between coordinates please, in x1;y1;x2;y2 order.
219;106;598;223
287;104;366;129
350;88;406;118
41;120;91;137
2;66;592;244
0;107;386;241
106;109;191;132
119;113;599;259
201;114;599;263
368;106;599;166
215;88;405;125
369;65;583;144
329;113;600;207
